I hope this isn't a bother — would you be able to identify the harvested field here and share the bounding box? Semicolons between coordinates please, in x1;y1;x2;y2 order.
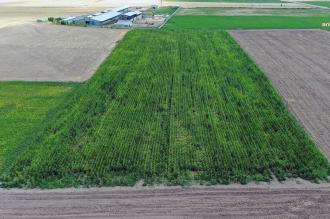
0;24;127;82
230;29;330;159
0;182;329;218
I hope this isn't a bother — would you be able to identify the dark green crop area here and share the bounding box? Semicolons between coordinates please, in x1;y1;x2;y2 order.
165;16;330;30
305;1;330;8
145;6;178;15
1;30;329;188
0;82;76;170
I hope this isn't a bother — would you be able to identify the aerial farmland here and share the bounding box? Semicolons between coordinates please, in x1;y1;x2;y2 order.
0;0;329;218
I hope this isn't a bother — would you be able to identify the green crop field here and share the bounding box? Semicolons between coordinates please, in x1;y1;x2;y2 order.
0;82;77;171
305;1;330;8
1;30;329;188
145;6;178;15
165;16;330;29
178;7;330;16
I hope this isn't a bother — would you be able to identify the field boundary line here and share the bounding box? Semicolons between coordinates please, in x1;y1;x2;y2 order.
159;7;182;29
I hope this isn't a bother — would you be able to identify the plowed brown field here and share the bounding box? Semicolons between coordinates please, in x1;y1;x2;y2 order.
230;29;330;159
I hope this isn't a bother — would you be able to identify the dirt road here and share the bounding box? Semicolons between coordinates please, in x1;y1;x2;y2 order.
0;24;127;82
0;182;329;218
230;29;330;159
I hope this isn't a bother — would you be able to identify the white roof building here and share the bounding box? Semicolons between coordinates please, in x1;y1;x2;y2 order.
123;11;142;17
63;16;76;22
90;11;121;22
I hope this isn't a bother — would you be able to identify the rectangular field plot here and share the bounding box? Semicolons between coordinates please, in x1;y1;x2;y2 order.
0;24;127;82
230;29;330;160
0;82;76;170
2;30;329;188
165;16;330;30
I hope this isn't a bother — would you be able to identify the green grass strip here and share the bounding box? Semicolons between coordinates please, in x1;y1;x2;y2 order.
165;16;330;30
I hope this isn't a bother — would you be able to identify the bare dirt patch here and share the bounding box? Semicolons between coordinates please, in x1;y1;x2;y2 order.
230;29;330;159
0;181;329;218
0;24;127;82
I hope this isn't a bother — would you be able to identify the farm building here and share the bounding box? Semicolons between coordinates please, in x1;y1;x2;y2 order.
62;16;76;23
112;20;133;28
121;11;142;21
87;11;121;26
60;6;136;27
86;6;130;26
62;16;87;25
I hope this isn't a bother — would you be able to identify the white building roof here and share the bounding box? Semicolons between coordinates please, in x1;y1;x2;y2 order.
90;11;121;22
63;16;76;21
123;11;142;17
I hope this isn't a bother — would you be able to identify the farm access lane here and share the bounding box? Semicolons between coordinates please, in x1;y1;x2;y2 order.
0;182;329;218
230;29;330;159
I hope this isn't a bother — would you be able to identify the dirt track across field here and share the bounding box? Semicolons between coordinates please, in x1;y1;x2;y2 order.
0;24;127;82
0;182;329;218
230;29;330;159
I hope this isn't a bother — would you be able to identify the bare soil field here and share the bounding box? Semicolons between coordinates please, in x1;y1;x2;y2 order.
0;181;329;218
0;24;127;82
230;29;330;159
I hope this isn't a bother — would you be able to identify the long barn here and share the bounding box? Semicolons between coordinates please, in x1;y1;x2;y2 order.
87;6;130;26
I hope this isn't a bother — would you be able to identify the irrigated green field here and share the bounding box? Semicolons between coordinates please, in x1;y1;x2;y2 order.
145;6;178;15
165;16;330;30
305;1;330;8
1;30;329;188
0;82;77;170
178;7;330;16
